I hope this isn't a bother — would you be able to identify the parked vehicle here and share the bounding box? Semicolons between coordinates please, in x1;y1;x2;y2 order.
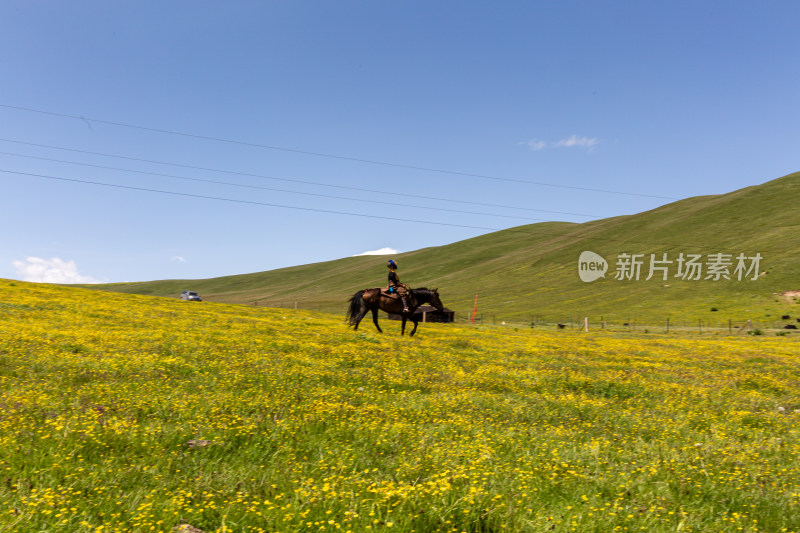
180;290;202;302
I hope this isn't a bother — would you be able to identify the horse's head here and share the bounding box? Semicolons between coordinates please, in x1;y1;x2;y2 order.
428;288;444;312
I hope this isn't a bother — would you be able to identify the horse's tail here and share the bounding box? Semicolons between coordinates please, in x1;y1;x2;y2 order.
346;290;367;326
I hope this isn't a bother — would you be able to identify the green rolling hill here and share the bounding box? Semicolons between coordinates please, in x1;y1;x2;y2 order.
89;171;800;326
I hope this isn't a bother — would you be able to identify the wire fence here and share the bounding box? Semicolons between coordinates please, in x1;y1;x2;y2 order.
249;299;800;336
460;312;800;336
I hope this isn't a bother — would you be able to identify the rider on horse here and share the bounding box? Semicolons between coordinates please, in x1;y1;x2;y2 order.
386;259;410;313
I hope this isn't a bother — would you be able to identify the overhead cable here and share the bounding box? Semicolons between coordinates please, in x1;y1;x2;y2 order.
0;150;554;222
4;167;785;252
0;137;598;218
0;104;677;200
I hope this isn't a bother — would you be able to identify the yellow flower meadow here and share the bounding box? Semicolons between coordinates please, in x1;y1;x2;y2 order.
1;279;799;532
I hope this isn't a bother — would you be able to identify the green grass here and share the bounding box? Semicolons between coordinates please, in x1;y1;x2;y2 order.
2;280;800;532
87;171;800;326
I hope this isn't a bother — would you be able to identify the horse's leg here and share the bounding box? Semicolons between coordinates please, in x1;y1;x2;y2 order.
352;301;369;331
353;311;362;330
371;308;382;333
401;316;407;335
409;315;419;337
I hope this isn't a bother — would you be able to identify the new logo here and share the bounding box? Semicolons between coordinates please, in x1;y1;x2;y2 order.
578;251;608;282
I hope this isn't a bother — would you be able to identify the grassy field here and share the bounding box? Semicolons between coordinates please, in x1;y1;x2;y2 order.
88;171;800;324
2;279;800;532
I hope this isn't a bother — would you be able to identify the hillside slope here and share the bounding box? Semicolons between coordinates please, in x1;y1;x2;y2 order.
91;171;800;324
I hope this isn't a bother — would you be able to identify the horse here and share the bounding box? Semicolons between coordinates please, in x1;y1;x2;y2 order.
346;287;444;336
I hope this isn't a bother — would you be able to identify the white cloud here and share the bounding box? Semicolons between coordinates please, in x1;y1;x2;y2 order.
12;257;102;284
170;256;187;263
554;135;599;149
526;140;548;151
524;135;599;151
353;247;400;256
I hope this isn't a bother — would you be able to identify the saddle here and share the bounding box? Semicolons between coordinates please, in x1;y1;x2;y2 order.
365;286;406;300
380;287;399;298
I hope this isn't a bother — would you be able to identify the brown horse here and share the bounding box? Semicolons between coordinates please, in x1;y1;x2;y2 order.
346;287;444;336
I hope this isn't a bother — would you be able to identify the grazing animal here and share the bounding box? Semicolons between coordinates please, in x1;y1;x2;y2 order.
782;315;791;320
346;287;444;336
557;324;566;329
784;324;797;330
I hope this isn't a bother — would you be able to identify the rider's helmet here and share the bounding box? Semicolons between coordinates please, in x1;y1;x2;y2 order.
387;259;397;269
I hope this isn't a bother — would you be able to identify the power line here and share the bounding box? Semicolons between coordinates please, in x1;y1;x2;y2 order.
0;137;599;219
1;168;502;231
0;103;677;200
0;150;555;222
4;167;787;252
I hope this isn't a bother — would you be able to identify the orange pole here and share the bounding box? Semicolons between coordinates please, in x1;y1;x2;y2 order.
471;294;478;324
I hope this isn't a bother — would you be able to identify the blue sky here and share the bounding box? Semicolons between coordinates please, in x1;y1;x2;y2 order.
2;1;798;283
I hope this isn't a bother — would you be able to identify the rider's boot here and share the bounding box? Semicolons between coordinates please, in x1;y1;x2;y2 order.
401;297;409;313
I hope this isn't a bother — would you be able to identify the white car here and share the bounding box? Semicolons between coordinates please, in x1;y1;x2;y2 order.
180;290;202;302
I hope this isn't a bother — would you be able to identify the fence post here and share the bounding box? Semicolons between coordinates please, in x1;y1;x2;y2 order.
666;317;670;333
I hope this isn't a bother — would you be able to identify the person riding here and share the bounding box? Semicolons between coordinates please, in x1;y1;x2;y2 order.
386;259;410;313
